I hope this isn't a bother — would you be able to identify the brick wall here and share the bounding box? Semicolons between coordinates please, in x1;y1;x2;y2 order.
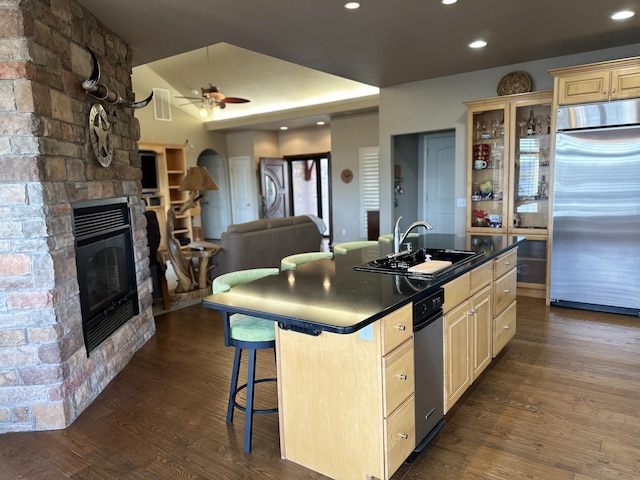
0;0;156;432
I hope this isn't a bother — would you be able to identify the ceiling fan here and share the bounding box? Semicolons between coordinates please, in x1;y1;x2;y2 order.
176;83;250;110
175;46;250;117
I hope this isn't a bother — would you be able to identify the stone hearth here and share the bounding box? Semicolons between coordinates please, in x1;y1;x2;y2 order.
0;0;155;432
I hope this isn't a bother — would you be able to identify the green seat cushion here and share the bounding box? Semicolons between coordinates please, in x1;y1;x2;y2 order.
230;314;275;342
213;267;280;294
280;251;333;270
334;241;379;254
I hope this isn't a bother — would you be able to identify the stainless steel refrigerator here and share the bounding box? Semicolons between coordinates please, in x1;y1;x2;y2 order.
550;98;640;315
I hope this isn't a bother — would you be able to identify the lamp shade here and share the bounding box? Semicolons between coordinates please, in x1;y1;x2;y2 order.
179;166;219;191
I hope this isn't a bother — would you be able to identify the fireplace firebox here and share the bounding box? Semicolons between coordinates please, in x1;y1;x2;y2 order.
72;198;139;355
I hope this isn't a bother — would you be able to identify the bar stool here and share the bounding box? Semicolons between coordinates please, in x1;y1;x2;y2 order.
212;268;280;453
280;251;333;270
333;240;379;254
378;233;419;243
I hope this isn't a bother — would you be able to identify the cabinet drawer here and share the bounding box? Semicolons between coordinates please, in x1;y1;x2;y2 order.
470;262;492;294
381;303;412;354
383;340;414;416
384;395;415;480
494;248;517;280
494;268;517;316
442;272;470;314
493;300;516;356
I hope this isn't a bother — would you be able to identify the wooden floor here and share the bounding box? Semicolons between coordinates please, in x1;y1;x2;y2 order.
1;297;639;479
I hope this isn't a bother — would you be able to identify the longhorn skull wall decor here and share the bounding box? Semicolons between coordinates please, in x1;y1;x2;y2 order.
81;47;153;109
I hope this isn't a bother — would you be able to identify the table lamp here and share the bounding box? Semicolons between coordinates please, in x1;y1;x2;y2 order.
178;166;219;214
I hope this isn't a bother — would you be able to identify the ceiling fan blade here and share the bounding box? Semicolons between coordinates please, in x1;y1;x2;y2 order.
223;97;250;104
175;96;203;100
179;100;203;106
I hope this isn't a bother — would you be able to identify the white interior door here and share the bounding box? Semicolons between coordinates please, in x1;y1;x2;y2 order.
198;150;230;239
419;131;455;233
229;156;259;224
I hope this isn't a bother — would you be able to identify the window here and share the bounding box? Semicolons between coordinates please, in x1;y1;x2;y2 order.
359;147;380;238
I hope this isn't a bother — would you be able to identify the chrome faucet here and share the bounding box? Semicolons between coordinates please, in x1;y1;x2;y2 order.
393;216;434;254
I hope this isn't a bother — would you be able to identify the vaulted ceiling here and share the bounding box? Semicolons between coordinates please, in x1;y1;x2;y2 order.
78;0;640;130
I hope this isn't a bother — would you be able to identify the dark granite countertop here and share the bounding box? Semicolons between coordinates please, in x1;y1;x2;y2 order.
201;233;523;335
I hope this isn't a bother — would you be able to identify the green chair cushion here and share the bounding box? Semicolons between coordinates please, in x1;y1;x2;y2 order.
230;314;275;342
213;268;280;294
333;241;379;254
280;251;333;270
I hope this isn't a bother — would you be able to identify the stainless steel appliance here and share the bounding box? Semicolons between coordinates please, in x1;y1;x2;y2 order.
408;288;445;462
550;98;640;315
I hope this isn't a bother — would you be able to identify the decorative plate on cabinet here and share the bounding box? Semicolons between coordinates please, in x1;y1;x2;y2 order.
496;71;532;96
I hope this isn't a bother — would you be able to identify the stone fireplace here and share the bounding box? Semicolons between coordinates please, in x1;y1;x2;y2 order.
0;1;156;432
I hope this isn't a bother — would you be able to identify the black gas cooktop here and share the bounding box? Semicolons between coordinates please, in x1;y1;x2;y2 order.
354;248;484;278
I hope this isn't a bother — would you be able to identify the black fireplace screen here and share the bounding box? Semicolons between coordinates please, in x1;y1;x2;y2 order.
72;198;139;355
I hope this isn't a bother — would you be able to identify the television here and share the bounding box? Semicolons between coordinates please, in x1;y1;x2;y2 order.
140;151;158;191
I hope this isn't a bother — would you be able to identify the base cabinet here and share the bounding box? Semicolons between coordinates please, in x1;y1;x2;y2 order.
492;248;517;357
443;251;517;413
276;303;414;480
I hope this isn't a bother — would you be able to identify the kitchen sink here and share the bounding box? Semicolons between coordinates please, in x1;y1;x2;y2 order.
354;248;484;277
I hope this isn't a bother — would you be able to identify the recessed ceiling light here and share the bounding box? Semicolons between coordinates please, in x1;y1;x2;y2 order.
317;121;326;126
611;10;635;20
441;0;457;5
280;126;288;130
469;40;487;49
344;2;360;10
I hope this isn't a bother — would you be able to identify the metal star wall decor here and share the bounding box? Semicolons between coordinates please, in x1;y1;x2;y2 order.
88;103;113;167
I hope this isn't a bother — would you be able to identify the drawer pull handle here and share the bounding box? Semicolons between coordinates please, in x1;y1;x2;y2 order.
612;87;617;93
398;433;409;439
603;89;608;94
396;325;406;331
503;325;510;330
504;261;510;266
397;374;407;380
503;289;510;293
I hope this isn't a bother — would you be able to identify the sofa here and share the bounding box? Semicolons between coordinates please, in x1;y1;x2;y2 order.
211;215;324;278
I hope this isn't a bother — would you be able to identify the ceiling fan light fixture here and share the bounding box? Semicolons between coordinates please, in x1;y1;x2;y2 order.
199;105;209;118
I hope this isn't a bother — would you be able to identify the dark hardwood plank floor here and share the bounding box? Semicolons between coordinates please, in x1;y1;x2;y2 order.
1;297;639;479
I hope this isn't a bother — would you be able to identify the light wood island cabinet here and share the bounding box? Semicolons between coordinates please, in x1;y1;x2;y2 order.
442;249;517;413
492;248;517;356
276;302;414;480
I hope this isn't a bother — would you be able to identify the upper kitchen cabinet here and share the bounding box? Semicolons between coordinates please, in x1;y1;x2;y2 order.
465;91;552;235
465;91;552;298
551;57;640;105
465;98;509;233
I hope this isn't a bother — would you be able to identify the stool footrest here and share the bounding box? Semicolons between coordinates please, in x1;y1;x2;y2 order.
230;377;278;415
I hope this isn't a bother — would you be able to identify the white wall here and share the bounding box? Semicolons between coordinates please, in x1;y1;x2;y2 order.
279;126;330;155
378;43;640;234
331;111;379;243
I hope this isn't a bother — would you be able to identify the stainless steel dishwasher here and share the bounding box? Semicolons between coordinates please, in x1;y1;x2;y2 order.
408;287;445;462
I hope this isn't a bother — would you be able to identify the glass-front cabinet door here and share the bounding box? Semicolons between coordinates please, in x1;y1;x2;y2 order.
467;101;509;232
465;91;553;299
510;99;552;234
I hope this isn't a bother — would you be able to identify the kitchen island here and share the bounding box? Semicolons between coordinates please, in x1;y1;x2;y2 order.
202;233;522;480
